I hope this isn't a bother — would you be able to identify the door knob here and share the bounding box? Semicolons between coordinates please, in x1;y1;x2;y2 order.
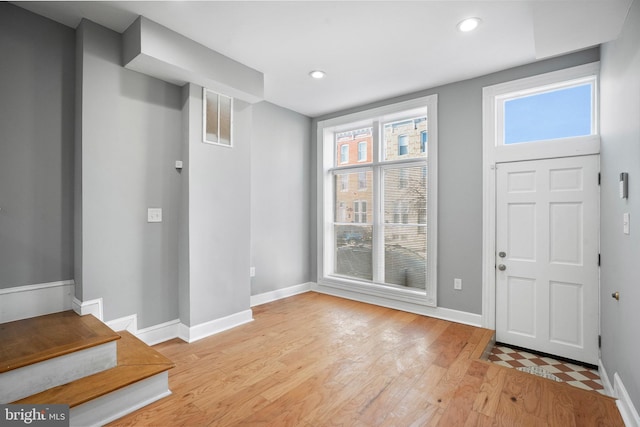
612;291;620;301
498;264;507;271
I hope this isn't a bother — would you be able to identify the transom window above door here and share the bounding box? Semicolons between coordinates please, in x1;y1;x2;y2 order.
484;62;600;163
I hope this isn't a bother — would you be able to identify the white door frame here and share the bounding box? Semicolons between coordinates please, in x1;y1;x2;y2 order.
481;63;601;331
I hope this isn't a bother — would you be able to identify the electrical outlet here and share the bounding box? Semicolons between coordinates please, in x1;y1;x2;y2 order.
250;267;256;277
454;278;462;290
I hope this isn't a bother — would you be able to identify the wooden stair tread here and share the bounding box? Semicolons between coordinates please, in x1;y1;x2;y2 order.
13;331;174;407
0;311;121;373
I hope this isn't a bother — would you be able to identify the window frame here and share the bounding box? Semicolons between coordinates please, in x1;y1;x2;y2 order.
317;95;438;307
202;88;233;148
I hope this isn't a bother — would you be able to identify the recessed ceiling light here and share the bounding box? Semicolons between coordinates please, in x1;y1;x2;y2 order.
457;17;481;33
309;70;326;79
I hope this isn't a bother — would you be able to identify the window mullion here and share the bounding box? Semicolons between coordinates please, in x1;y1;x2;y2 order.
371;120;384;283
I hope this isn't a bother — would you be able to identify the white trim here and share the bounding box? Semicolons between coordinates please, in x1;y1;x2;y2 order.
106;313;183;346
0;280;74;323
136;319;181;346
72;297;103;321
106;314;138;334
313;283;482;327
202;87;233;148
0;279;74;295
178;309;254;343
250;282;312;307
599;359;615;397
615;372;640;427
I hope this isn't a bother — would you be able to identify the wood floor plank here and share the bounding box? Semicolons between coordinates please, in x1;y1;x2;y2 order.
105;292;623;427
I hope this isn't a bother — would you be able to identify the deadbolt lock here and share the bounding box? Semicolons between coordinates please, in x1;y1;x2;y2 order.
498;251;506;258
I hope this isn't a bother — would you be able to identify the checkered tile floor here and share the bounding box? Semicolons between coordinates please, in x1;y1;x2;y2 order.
488;345;607;395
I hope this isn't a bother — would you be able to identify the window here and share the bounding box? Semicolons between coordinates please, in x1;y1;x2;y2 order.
484;62;599;163
398;135;408;156
358;141;367;162
358;171;367;190
337;202;347;222
340;174;348;192
504;83;594;145
354;201;367;223
318;95;437;305
203;88;233;147
340;144;349;164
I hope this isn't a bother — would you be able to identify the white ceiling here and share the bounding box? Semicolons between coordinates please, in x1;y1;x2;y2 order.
14;0;633;117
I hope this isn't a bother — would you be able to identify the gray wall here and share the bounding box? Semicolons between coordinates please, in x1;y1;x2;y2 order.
76;19;182;328
312;48;600;314
0;3;75;289
251;102;312;295
600;0;640;409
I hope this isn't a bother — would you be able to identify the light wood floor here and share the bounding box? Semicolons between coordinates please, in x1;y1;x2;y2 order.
107;292;623;426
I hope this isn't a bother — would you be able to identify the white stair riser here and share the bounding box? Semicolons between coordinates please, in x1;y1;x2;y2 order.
0;341;117;403
70;372;171;427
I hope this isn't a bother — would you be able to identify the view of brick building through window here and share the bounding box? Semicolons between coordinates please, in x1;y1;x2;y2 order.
333;117;428;289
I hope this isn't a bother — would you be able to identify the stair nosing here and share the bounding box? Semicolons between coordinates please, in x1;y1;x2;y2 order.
0;311;121;373
12;331;174;408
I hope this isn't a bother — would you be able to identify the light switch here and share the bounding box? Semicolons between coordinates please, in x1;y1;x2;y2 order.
454;278;462;290
148;208;162;223
623;212;630;235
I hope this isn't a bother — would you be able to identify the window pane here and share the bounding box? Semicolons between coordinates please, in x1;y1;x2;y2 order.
334;171;373;223
335;224;373;281
383;167;426;225
340;145;349;163
219;95;232;146
398;135;408;155
504;83;592;144
384;225;426;289
358;141;367;161
358;171;367;190
205;91;219;142
383;116;427;161
336;127;372;166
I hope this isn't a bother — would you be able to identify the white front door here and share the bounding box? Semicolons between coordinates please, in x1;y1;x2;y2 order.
495;155;599;365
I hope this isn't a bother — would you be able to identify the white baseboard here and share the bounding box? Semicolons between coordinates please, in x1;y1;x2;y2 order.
250;282;312;307
615;372;640;427
598;359;615;397
178;309;253;343
313;282;483;327
0;280;75;323
73;297;103;321
106;314;137;334
136;319;181;346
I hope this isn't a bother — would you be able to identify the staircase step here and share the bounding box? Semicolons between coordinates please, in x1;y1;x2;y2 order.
0;311;120;403
14;331;174;426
